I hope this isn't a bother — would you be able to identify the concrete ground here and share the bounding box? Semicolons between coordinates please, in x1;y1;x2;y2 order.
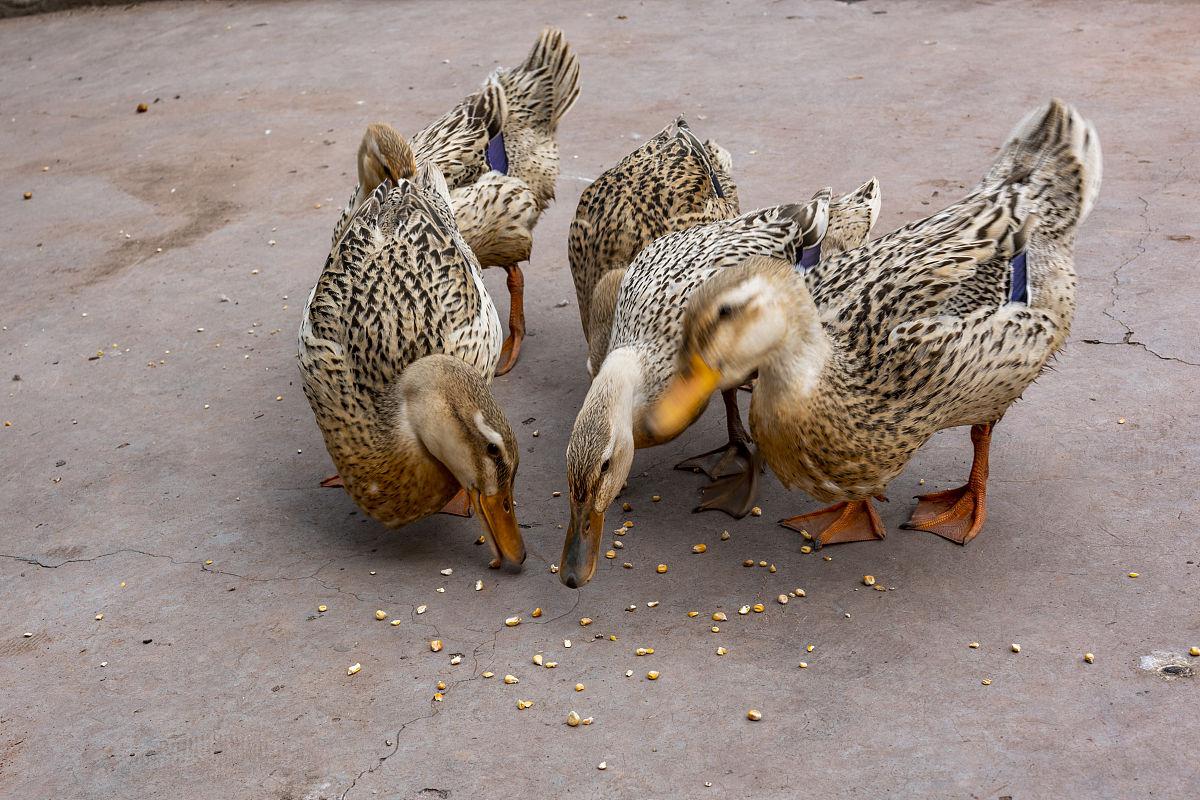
2;1;1198;798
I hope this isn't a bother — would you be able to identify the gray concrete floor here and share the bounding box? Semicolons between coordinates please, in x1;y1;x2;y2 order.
2;1;1198;798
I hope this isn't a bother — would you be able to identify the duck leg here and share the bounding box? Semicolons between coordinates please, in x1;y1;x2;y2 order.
780;499;886;547
320;474;344;488
438;487;473;518
902;422;992;544
494;264;525;376
679;390;761;518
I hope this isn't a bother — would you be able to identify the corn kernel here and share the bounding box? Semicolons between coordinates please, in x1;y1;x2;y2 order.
1128;572;1139;578
738;605;750;615
751;507;762;517
981;679;992;686
687;611;699;618
652;494;662;502
743;559;755;567
1011;644;1021;653
646;671;660;680
482;671;495;678
806;645;814;652
430;640;443;652
347;663;361;676
531;607;542;618
711;626;720;633
777;594;788;605
375;610;387;620
712;611;728;622
605;550;616;559
567;711;581;727
752;603;765;613
390;619;401;626
692;543;707;554
768;564;777;573
863;575;876;586
580;617;593;626
1189;647;1200;657
622;503;632;512
798;661;808;669
436;681;447;691
968;642;980;649
795;589;806;597
1083;653;1095;663
95;613;104;620
503;674;519;684
716;646;728;656
800;546;813;554
533;654;544;666
721;530;731;540
517;699;533;710
505;616;521;627
746;709;762;721
575;683;585;692
656;564;668;574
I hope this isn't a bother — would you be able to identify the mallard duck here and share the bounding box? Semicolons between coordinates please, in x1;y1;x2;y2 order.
559;181;880;588
349;27;580;375
649;100;1101;547
298;139;525;570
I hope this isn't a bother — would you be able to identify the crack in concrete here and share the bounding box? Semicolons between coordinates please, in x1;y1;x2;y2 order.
0;550;365;600
1080;337;1200;368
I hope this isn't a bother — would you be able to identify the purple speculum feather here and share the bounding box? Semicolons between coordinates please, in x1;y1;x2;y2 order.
486;132;508;174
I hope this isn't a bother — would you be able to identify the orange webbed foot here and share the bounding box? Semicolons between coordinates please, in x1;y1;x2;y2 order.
902;484;986;545
780;500;886;547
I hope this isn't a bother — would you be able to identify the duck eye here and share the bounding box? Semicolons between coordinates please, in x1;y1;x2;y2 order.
486;442;500;456
718;305;733;319
600;459;610;474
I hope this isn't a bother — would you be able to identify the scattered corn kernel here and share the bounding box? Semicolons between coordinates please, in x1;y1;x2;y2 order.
533;654;544;666
758;560;767;567
863;575;876;586
798;662;808;669
746;709;762;721
433;692;444;702
622;503;632;512
636;647;654;656
545;661;558;668
440;568;453;576
347;663;362;676
416;605;427;614
751;507;762;517
768;564;777;573
806;645;814;652
550;564;559;573
738;606;750;615
795;589;806;598
580;617;593;626
564;639;572;648
612;540;624;549
475;580;484;591
575;683;585;692
800;545;813;554
1011;643;1021;653
608;634;618;641
582;717;594;725
647;601;659;608
1128;572;1139;578
716;646;728;656
968;642;980;649
503;674;519;684
688;611;699;618
652;494;662;502
624;521;634;529
692;543;708;554
646;671;660;680
721;530;730;540
505;616;521;627
605;550;616;559
1189;647;1200;657
712;611;728;621
711;626;720;633
1083;653;1095;664
375;610;387;620
390;619;401;627
530;607;542;618
517;699;533;710
430;640;443;652
981;679;992;686
482;671;495;678
625;670;633;677
777;594;788;605
95;613;104;620
598;761;607;770
567;711;581;727
436;681;447;691
656;564;668;573
743;559;755;567
752;603;765;613
623;562;634;569
317;604;328;613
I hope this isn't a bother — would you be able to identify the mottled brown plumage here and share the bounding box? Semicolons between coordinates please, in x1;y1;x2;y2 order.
336;28;580;375
559;149;880;586
299;159;525;569
653;100;1101;547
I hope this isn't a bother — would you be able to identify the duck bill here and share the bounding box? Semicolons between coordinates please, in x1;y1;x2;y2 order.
560;500;605;589
472;488;525;572
647;353;722;439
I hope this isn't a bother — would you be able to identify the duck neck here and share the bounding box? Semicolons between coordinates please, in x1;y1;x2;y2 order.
585;347;642;444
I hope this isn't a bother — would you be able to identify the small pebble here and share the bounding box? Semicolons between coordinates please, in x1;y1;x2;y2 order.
567;711;581;727
742;559;755;567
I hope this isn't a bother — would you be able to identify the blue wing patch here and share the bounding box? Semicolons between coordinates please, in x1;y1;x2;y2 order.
1009;249;1029;304
796;243;821;273
486;132;508;174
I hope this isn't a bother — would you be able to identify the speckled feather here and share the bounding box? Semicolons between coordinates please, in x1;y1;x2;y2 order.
736;100;1103;501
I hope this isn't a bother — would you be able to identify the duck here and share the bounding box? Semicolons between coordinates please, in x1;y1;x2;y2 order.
648;100;1101;548
559;175;881;588
298;135;525;570
348;27;580;376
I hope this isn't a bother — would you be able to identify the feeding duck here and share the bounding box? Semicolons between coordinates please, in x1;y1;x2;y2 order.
298;144;525;570
559;181;880;588
649;100;1100;547
349;27;580;376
